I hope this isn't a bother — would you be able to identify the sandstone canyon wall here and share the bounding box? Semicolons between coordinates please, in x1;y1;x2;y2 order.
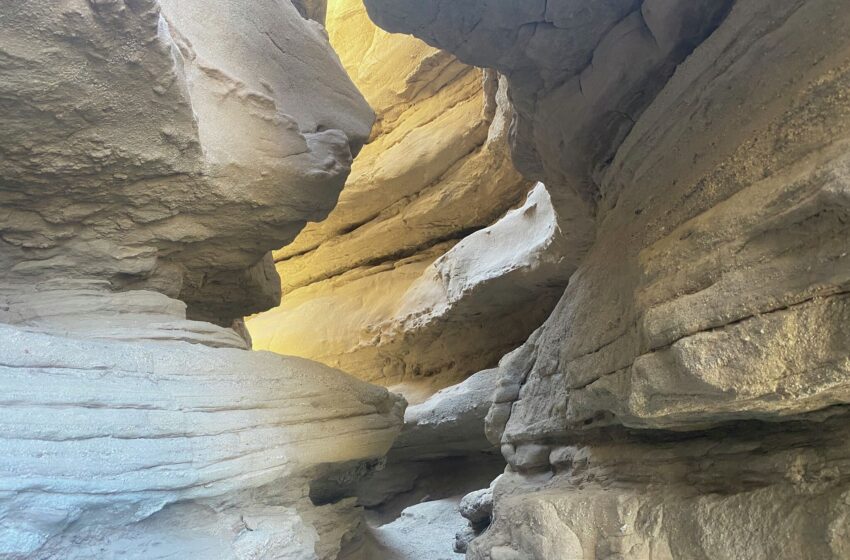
3;0;850;558
0;2;403;558
247;0;581;402
360;0;850;557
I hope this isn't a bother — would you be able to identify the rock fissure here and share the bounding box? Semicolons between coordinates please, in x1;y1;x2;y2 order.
4;0;850;558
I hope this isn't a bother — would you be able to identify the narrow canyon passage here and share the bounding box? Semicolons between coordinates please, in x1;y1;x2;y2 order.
1;0;849;559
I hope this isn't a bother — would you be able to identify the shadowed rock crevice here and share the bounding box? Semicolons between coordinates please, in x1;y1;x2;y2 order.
4;0;850;558
247;1;577;400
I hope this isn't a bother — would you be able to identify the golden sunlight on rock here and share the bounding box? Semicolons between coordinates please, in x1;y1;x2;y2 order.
3;0;850;558
246;0;572;401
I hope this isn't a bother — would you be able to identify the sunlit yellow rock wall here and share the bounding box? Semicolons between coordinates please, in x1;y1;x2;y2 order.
248;0;545;402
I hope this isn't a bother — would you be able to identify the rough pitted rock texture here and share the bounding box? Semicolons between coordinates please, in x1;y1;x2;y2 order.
363;0;850;557
0;1;406;558
248;0;577;400
1;0;371;325
454;481;496;553
475;413;850;559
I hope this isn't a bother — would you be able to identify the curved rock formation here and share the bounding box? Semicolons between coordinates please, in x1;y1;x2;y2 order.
6;0;850;557
0;286;404;559
248;0;579;400
0;1;403;558
362;0;850;557
1;0;371;324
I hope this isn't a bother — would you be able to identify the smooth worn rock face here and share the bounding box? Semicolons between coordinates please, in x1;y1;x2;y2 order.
0;1;405;558
363;0;850;557
355;497;468;560
392;368;500;462
248;0;578;400
0;286;404;559
0;0;372;324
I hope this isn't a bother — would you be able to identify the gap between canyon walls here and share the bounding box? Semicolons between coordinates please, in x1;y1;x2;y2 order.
3;0;848;558
246;1;564;556
246;0;577;405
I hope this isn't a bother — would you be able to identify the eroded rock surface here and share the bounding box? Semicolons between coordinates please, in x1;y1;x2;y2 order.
318;369;504;523
0;1;404;558
6;0;850;557
363;0;850;557
355;497;467;560
248;1;576;400
474;413;850;559
0;285;405;559
252;181;574;400
1;0;371;325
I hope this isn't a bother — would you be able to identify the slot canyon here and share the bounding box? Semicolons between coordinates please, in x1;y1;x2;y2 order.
1;0;849;558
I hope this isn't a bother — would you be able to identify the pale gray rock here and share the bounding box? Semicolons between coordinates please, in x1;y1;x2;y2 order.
349;369;504;523
392;368;500;461
455;481;497;553
0;286;405;559
360;497;467;560
453;527;477;554
363;0;850;557
0;0;372;324
0;283;405;558
0;1;403;558
459;487;493;527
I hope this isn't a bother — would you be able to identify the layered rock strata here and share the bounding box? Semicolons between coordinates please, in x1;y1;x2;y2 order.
251;180;574;400
0;1;404;558
1;0;371;325
248;0;576;400
362;0;850;557
0;286;404;559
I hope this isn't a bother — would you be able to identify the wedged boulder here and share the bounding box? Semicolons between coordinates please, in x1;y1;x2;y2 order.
250;181;574;400
248;1;578;400
349;369;504;522
392;368;500;461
